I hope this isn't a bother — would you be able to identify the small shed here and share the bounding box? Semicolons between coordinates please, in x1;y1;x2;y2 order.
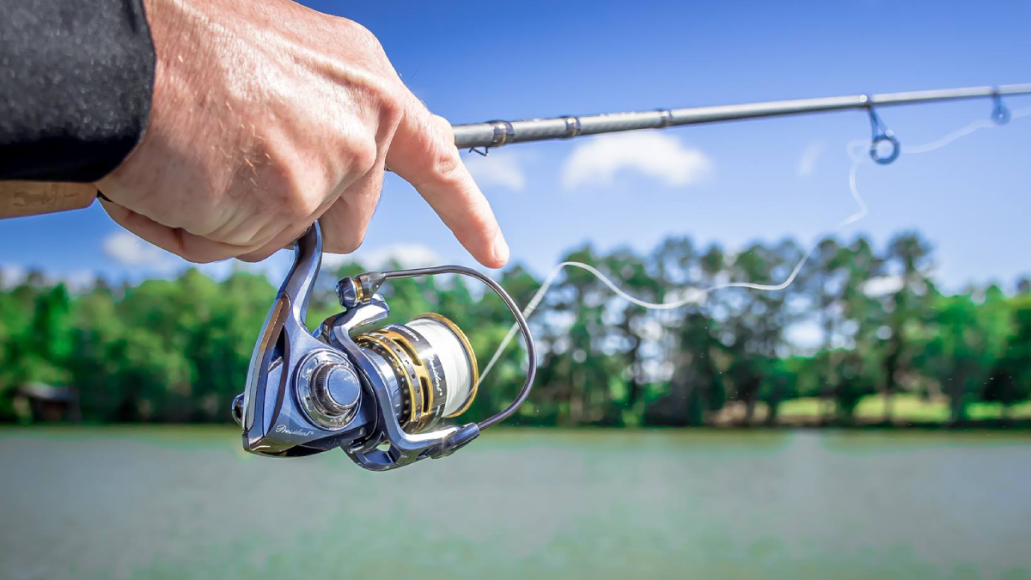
14;382;81;422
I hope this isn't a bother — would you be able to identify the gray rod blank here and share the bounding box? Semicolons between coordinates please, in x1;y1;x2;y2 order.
452;83;1031;149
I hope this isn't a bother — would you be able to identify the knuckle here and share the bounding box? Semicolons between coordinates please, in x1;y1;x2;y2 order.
292;191;324;220
378;85;406;130
261;168;323;222
351;78;404;146
351;21;378;45
430;147;464;186
274;190;318;223
430;114;454;138
349;136;379;176
339;19;384;56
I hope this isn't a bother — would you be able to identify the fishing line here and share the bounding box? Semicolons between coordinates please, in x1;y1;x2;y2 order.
477;107;1031;387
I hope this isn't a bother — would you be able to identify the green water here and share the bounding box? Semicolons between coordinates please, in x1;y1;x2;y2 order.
1;428;1029;580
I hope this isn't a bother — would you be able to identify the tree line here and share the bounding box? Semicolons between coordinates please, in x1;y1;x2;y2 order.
2;230;1030;427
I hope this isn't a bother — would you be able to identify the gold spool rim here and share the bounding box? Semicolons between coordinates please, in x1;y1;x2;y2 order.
373;328;439;429
355;334;419;426
414;313;480;418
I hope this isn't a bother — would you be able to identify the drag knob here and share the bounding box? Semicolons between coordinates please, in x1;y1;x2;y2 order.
311;362;361;419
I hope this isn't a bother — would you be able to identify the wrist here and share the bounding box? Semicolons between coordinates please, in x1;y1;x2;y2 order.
100;0;201;197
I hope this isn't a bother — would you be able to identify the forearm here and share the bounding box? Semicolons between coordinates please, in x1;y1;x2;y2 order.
0;0;156;182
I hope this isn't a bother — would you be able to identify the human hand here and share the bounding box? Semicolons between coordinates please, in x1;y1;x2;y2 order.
97;0;509;268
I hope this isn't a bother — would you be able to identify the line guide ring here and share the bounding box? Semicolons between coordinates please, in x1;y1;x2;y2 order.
863;95;900;165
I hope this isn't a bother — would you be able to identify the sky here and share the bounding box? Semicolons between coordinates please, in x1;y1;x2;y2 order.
2;0;1030;295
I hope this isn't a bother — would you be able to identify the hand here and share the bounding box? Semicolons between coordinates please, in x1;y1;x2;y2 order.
96;0;509;268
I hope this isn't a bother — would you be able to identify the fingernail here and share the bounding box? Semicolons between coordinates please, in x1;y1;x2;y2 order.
492;232;510;267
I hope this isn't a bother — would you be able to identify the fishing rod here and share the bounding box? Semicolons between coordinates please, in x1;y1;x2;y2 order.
4;83;1029;219
451;83;1031;164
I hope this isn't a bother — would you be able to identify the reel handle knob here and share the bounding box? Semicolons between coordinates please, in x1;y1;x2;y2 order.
231;393;244;426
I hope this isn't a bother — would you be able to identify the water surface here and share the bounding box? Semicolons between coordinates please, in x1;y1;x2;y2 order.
1;427;1028;580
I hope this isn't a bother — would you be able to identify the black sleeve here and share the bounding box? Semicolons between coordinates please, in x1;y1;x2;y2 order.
0;0;156;182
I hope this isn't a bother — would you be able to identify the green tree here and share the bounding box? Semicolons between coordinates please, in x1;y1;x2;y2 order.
878;233;934;423
983;294;1031;421
922;286;1011;424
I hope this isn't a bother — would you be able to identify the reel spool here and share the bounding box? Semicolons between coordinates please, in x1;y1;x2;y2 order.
233;223;535;471
354;314;479;434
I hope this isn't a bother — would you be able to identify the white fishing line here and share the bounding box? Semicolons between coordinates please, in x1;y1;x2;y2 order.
478;107;1031;386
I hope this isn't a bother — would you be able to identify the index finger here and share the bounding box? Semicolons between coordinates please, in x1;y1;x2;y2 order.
385;92;509;269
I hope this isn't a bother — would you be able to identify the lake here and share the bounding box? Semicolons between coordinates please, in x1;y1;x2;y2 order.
1;427;1028;580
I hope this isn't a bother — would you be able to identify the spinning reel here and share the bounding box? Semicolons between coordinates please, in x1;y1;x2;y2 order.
231;224;535;471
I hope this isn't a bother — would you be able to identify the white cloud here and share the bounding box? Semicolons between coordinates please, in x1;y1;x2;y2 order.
102;231;179;272
560;132;712;189
0;263;27;289
345;243;442;270
194;261;234;280
0;264;96;292
796;141;824;178
190;252;296;285
863;275;904;297
61;270;99;292
92;231;441;288
320;252;352;271
241;253;294;282
463;151;526;192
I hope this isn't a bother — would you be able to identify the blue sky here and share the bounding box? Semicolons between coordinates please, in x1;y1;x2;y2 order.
2;0;1030;292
